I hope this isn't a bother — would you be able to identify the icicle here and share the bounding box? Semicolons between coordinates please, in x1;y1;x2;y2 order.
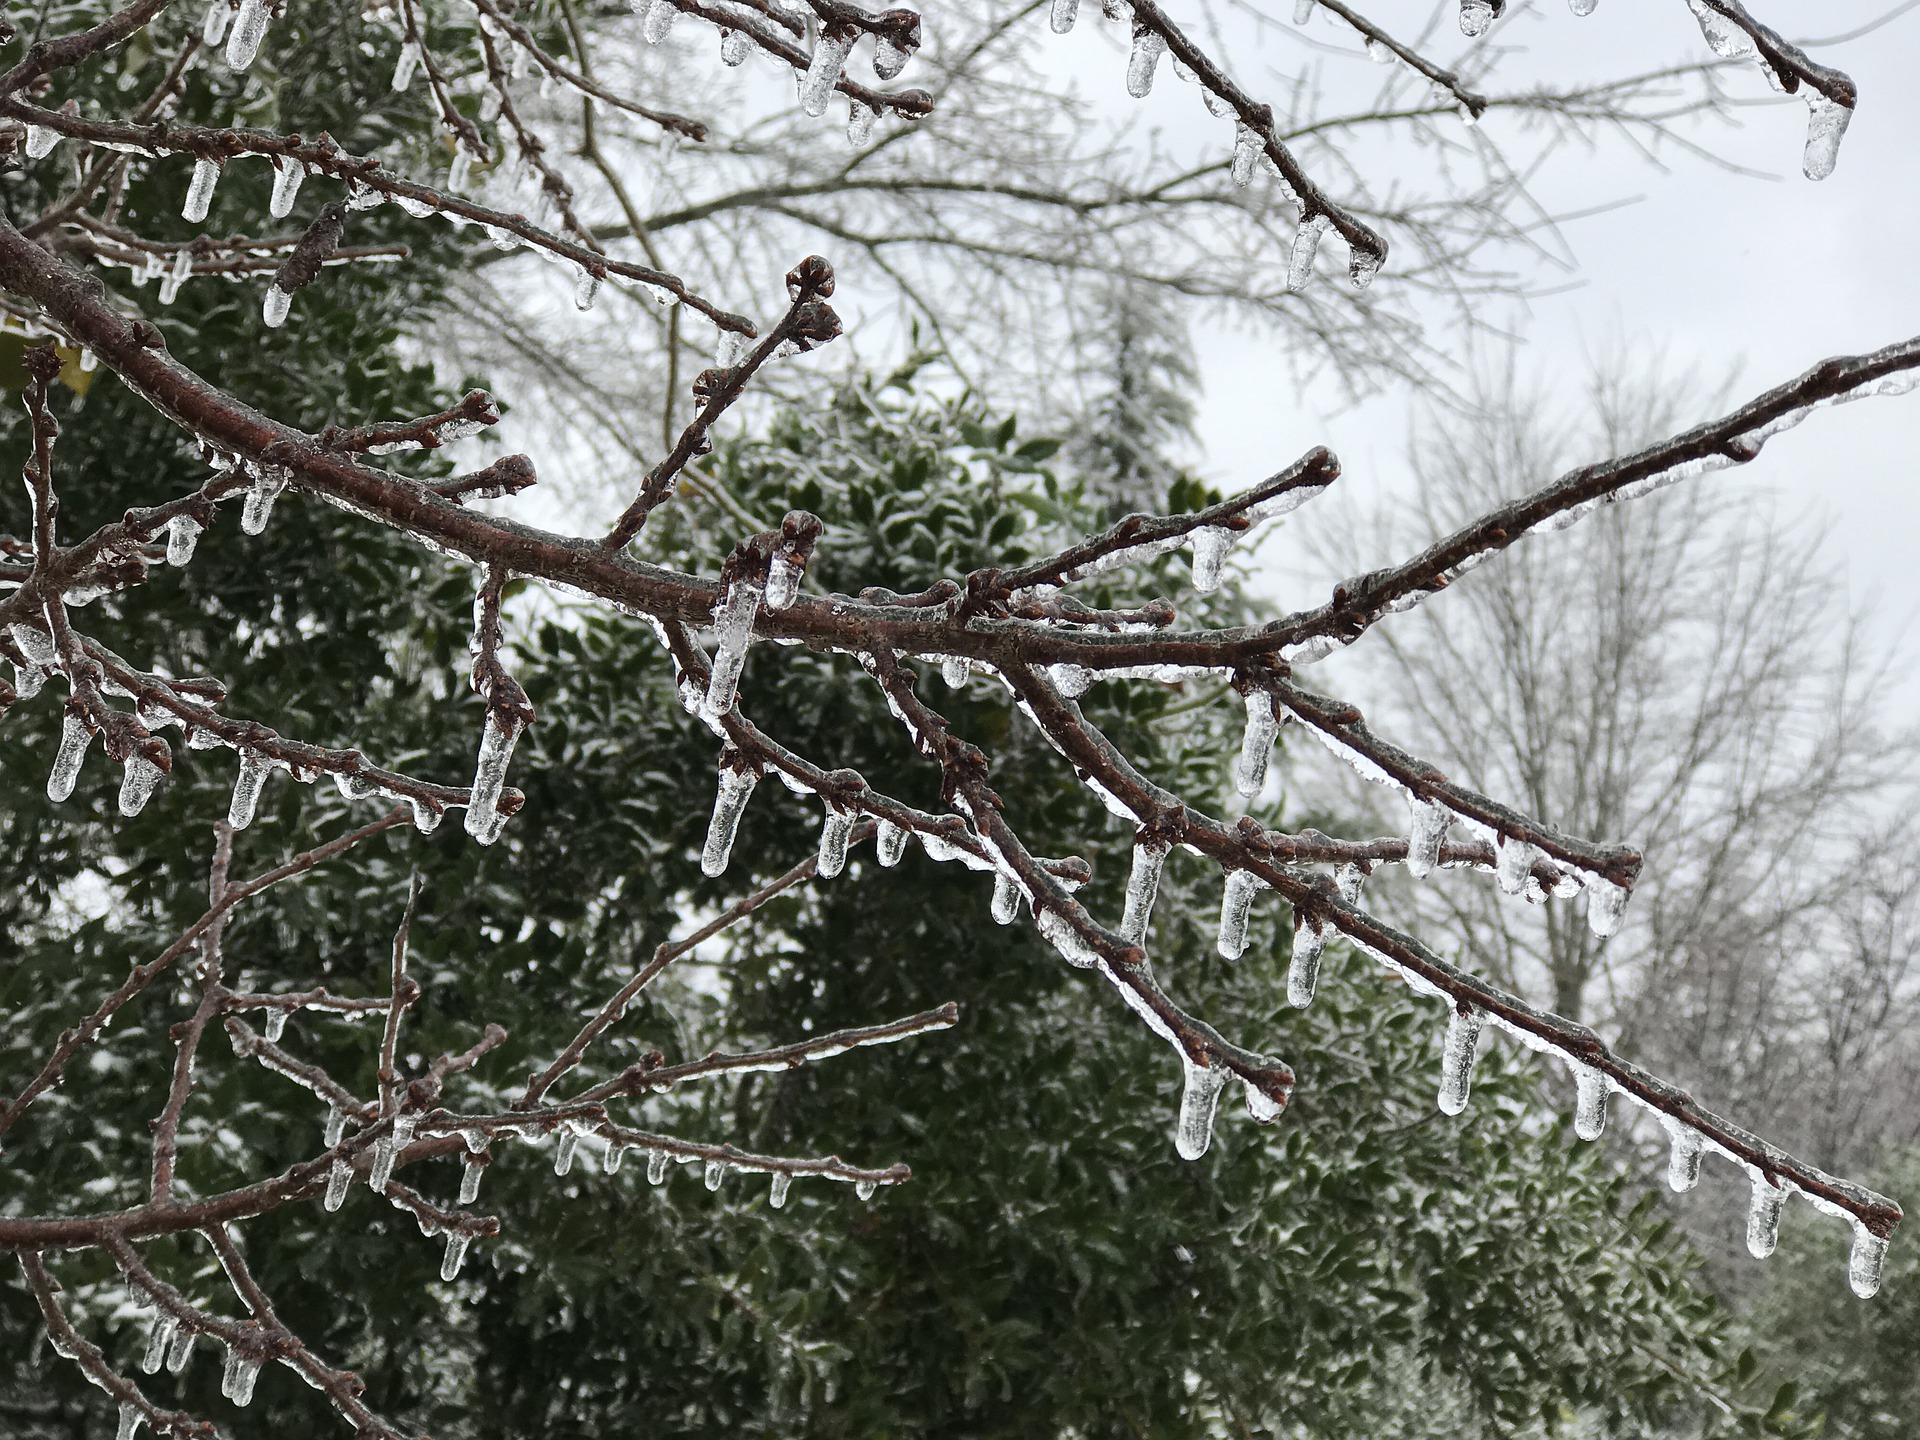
1364;37;1393;64
159;248;192;305
701;765;758;876
165;1326;194;1375
1437;1006;1484;1115
225;0;270;69
553;1128;578;1176
847;99;878;146
1685;0;1753;59
447;144;473;192
116;1402;140;1440
1569;0;1597;12
1125;26;1166;97
47;713;93;803
816;805;854;878
702;580;759;721
1665;1120;1703;1193
268;157;305;219
1584;876;1629;937
1849;1222;1888;1299
118;753;164;817
240;466;287;534
260;284;293;330
765;554;802;610
1747;1176;1786;1259
1292;0;1314;20
324;1109;347;1147
369;1113;413;1193
855;1179;877;1200
1405;795;1448;879
647;1150;670;1184
1494;837;1535;895
1458;0;1495;36
1119;839;1168;944
256;1009;286;1046
1230;123;1261;188
203;0;232;45
1175;1055;1230;1160
1287;916;1325;1008
1803;95;1851;182
459;1156;484;1204
463;710;524;844
24;125;58;160
642;0;678;42
438;1230;472;1281
1233;691;1278;797
704;1159;724;1191
391;39;421;90
1036;907;1100;967
720;27;750;64
1188;527;1232;592
982;870;1018;924
144;1314;178;1375
1573;1064;1608;1140
769;1172;792;1208
1050;0;1079;33
1244;1079;1283;1123
1216;869;1262;960
1287;213;1331;291
164;515;202;566
228;751;270;829
799;30;854;117
875;819;908;867
223;1349;262;1406
323;1157;350;1210
180;159;220;224
1335;863;1367;906
603;1142;624;1174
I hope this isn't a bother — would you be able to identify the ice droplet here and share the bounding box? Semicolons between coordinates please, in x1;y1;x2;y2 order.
1244;1078;1283;1123
816;805;855;878
799;30;854;117
553;1128;577;1176
459;1157;483;1204
116;1401;141;1440
165;514;202;566
228;751;271;830
440;1231;471;1280
324;1109;347;1148
873;36;912;80
1573;1064;1608;1140
1405;795;1448;879
261;1009;287;1044
991;870;1020;924
704;1159;724;1190
847;100;878;146
24;125;58;159
165;1325;194;1374
1803;95;1852;181
203;0;232;45
764;554;802;609
240;466;288;534
225;0;270;68
941;655;969;688
1437;1006;1484;1115
464;711;525;845
324;1157;350;1210
1287;213;1331;291
1119;838;1169;944
119;752;164;817
701;764;759;876
269;157;305;218
1292;0;1314;21
1365;37;1393;63
1664;1119;1703;1192
1126;26;1166;97
1234;689;1279;797
875;819;908;867
261;284;292;329
1849;1222;1888;1299
1584;876;1629;937
603;1142;624;1174
702;580;759;721
1175;1055;1230;1159
224;1349;262;1406
1747;1176;1786;1259
647;1150;670;1184
720;27;750;64
1494;836;1536;895
1569;0;1597;12
182;158;221;222
1230;123;1260;188
642;0;678;43
47;713;93;803
1216;869;1262;960
855;1178;877;1200
1458;0;1495;36
1287;915;1325;1008
769;1172;792;1208
1189;527;1232;592
1050;0;1079;32
143;1314;178;1375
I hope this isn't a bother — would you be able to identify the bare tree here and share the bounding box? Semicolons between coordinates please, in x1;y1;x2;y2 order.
0;0;1910;1435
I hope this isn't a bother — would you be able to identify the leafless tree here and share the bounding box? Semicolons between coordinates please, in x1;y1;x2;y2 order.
0;0;1908;1435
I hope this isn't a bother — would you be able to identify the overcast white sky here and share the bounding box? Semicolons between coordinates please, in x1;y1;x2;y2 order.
1051;1;1920;664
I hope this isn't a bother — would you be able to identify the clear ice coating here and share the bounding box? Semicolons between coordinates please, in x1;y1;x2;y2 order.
1684;0;1752;58
648;1150;670;1184
165;514;203;566
874;35;912;80
1188;527;1233;592
770;1172;792;1208
144;1313;177;1374
225;0;270;69
816;805;855;878
116;1402;140;1440
1747;1176;1786;1259
459;1156;484;1204
203;0;232;45
1230;123;1260;188
941;655;969;688
1573;1064;1609;1141
1459;0;1495;35
1437;1006;1485;1115
24;125;58;160
704;1159;724;1191
464;712;524;844
856;1178;877;1201
1119;839;1169;944
323;1156;350;1211
1036;907;1100;967
441;1230;472;1280
1234;690;1279;797
991;870;1020;924
228;751;271;829
703;580;759;721
47;713;93;803
1365;37;1393;63
847;99;878;147
1287;916;1326;1008
262;284;293;329
240;466;287;534
553;1128;578;1176
1585;876;1629;937
603;1142;624;1173
799;30;854;117
642;0;678;43
1494;836;1536;896
166;1325;194;1374
875;819;908;867
1405;796;1448;879
764;554;802;609
118;753;164;817
1804;95;1852;181
1216;869;1262;960
1126;26;1167;97
1664;1118;1703;1192
222;1348;262;1406
1050;0;1079;32
1849;1221;1888;1299
701;765;758;876
1175;1054;1231;1159
269;157;305;218
720;27;750;64
1287;213;1331;291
